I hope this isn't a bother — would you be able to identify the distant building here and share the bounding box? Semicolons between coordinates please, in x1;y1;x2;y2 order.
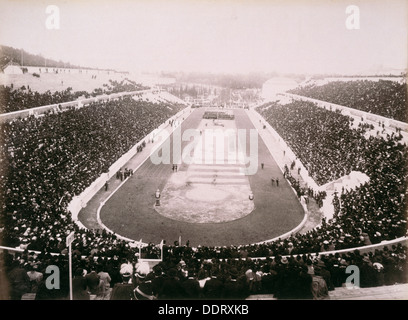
1;61;23;74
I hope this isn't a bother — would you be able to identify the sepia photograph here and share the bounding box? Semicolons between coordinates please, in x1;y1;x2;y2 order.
0;0;407;310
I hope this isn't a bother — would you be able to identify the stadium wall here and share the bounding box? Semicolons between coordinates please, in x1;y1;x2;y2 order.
2;236;407;262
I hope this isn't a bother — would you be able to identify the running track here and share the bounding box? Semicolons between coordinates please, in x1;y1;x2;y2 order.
90;108;304;247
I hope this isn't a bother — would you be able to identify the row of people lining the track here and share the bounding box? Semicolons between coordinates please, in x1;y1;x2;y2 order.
288;79;407;122
2;242;406;300
283;163;327;208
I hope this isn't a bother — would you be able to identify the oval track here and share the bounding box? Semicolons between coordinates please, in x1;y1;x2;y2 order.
99;108;304;247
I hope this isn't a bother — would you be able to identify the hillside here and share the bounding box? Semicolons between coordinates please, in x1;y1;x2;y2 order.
0;45;83;70
0;44;122;73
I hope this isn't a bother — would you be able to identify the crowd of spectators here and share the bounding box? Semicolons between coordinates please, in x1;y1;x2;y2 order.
0;86;87;113
0;86;407;299
0;96;185;254
1;241;406;300
102;79;149;94
258;100;405;187
258;100;373;185
288;80;407;122
256;100;407;252
0;79;149;113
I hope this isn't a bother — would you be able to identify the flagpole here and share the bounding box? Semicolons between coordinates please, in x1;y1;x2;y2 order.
160;240;163;261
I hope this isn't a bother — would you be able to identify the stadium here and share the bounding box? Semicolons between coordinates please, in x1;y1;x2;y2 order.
0;0;407;306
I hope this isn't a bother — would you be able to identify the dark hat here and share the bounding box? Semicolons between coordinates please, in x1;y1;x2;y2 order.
74;268;84;276
229;268;239;278
145;272;156;281
187;268;197;277
167;268;177;277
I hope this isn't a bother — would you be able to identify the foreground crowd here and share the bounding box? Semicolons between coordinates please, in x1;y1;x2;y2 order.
2;241;406;300
0;81;407;300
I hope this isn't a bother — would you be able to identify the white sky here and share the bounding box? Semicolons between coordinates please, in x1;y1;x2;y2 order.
0;0;407;75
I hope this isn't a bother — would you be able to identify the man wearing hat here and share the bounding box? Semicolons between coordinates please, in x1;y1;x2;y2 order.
314;259;334;291
110;271;135;300
85;265;100;299
359;255;376;288
223;267;249;300
160;268;186;299
8;260;31;300
202;268;224;300
72;268;90;300
26;264;43;293
133;263;157;300
260;264;277;295
181;268;201;299
274;256;298;299
134;262;151;285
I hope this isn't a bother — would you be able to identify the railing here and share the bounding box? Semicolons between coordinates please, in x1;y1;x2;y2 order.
2;236;407;262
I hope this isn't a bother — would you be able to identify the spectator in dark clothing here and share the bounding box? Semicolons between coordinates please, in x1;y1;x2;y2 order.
223;268;249;300
85;266;100;298
274;257;298;299
159;268;186;300
7;260;30;300
260;265;277;295
72;268;90;300
295;265;313;299
133;266;157;300
202;269;224;300
314;260;334;291
110;272;134;300
181;268;202;300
